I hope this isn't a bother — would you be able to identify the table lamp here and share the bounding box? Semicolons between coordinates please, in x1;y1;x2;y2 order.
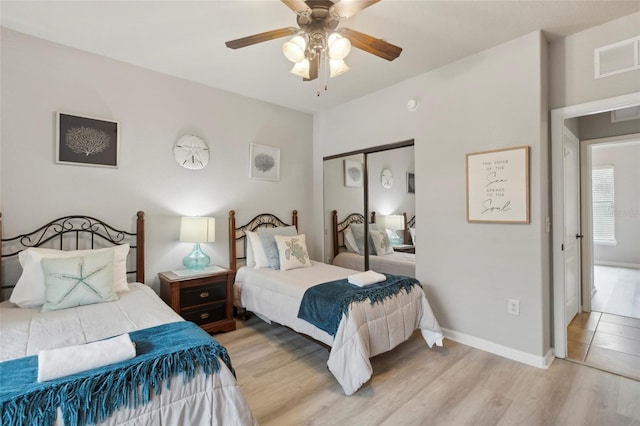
180;216;215;270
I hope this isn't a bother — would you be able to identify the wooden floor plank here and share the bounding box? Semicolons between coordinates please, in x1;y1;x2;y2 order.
216;316;640;425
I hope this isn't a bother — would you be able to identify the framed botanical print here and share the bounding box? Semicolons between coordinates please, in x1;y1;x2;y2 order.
56;112;119;168
344;159;363;187
250;143;280;181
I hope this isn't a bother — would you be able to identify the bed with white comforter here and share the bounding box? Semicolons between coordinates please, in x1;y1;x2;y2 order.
332;251;415;277
1;283;256;426
234;261;443;396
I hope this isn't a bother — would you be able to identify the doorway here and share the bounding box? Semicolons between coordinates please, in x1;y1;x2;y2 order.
554;96;640;380
583;138;640;321
551;92;640;360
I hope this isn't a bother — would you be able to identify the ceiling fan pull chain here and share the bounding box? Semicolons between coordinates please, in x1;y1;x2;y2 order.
324;53;329;92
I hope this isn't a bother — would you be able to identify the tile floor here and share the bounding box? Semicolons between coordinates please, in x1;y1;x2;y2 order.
591;266;640;320
567;311;640;381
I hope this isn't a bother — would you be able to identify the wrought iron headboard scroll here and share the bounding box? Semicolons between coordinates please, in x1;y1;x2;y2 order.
331;210;367;258
228;210;298;272
0;212;145;292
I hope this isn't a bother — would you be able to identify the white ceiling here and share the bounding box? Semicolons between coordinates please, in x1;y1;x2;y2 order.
2;1;639;114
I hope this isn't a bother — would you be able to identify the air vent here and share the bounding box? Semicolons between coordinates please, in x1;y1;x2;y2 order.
611;105;640;123
595;36;640;79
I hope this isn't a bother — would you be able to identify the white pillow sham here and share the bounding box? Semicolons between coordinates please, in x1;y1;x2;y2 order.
275;234;312;271
245;231;269;268
10;244;130;308
343;227;359;253
409;227;416;245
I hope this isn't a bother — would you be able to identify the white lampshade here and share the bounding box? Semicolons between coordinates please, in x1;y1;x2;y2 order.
329;58;349;78
327;33;351;60
179;217;215;243
381;215;404;231
283;36;307;63
290;59;311;78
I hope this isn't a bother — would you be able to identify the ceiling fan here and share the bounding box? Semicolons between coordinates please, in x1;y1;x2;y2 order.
224;0;402;84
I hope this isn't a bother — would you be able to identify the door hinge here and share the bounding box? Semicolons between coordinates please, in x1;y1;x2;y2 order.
561;243;564;251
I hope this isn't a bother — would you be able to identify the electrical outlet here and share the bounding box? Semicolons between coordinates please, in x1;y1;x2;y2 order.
508;299;520;316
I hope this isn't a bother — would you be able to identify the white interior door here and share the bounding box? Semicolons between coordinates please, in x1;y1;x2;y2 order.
563;129;581;326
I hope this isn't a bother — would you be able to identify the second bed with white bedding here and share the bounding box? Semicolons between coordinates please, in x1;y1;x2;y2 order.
234;261;443;395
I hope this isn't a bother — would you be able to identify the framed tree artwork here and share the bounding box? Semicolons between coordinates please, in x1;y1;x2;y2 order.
56;112;119;168
249;143;280;181
344;159;363;187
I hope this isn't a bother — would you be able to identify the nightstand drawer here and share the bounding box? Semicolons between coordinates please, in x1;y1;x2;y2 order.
180;282;226;308
182;302;226;325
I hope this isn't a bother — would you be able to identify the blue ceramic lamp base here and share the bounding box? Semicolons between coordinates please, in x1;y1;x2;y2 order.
183;243;211;270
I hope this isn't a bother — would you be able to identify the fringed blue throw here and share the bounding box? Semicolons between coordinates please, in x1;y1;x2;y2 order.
0;321;234;426
297;274;421;337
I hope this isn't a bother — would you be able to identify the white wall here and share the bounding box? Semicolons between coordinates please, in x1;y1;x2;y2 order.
314;31;550;360
591;142;640;267
549;11;640;109
0;29;314;290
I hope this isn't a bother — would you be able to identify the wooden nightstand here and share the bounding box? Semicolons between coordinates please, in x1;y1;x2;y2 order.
393;245;415;254
159;266;236;333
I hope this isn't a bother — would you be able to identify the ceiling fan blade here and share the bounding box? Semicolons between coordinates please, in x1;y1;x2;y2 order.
337;27;402;61
281;0;312;16
303;55;319;81
225;27;299;49
330;0;380;19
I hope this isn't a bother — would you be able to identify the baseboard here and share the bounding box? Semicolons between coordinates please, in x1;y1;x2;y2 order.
594;261;640;269
441;327;555;369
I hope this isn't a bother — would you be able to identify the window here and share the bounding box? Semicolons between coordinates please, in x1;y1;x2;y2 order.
591;165;615;244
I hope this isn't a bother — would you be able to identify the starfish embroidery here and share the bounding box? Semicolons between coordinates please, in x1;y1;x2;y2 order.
48;259;109;302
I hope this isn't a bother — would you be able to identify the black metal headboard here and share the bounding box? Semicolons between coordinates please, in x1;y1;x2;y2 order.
0;212;145;294
228;210;298;272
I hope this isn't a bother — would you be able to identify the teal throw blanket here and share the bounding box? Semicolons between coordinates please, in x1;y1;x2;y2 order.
297;274;421;337
0;321;234;426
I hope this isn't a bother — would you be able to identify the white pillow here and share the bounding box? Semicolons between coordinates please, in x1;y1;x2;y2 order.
370;230;394;256
343;227;359;253
10;244;130;308
409;227;416;245
245;231;269;268
245;234;255;267
275;234;312;271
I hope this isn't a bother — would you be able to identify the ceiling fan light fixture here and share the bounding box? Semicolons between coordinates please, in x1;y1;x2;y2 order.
290;59;311;79
282;35;307;63
327;33;351;60
329;58;349;78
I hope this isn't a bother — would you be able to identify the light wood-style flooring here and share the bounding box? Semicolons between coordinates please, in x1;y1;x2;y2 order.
567;311;640;381
216;316;640;426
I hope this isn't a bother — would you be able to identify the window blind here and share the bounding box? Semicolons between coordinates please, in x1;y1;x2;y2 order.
591;165;615;243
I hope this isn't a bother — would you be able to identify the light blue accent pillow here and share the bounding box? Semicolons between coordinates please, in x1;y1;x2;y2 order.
349;223;379;254
41;250;118;312
258;225;298;270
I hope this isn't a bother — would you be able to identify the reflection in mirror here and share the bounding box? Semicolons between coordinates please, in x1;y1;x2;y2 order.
367;146;415;277
324;143;415;277
323;153;364;264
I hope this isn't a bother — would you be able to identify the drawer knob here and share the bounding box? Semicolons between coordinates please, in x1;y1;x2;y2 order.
199;291;210;299
200;313;210;320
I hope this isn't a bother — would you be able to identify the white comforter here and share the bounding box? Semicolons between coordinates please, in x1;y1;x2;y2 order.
333;251;415;277
0;283;257;426
234;261;443;395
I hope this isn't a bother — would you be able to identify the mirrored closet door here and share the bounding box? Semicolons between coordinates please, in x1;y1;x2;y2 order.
323;140;415;275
